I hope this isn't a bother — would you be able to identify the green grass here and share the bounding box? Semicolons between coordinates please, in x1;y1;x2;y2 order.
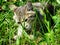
0;0;60;45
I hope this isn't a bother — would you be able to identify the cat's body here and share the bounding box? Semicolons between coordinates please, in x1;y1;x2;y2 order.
11;1;54;39
13;1;37;39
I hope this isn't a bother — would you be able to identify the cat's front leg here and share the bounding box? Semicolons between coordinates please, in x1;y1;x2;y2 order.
14;25;23;40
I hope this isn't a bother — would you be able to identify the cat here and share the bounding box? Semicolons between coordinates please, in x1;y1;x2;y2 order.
9;1;50;39
13;1;36;39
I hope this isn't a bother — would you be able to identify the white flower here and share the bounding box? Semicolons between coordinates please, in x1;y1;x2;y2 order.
20;0;22;1
13;35;17;40
56;0;60;4
29;35;34;40
5;0;7;1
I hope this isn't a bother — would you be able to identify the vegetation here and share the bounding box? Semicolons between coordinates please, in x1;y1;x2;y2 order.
0;0;60;45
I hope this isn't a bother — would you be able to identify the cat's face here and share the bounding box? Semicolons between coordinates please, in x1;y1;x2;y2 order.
13;6;35;30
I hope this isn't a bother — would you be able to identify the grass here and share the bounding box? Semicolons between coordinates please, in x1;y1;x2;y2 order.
0;0;60;45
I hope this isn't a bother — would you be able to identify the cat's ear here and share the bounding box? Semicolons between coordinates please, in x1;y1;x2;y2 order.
32;2;43;9
9;4;18;11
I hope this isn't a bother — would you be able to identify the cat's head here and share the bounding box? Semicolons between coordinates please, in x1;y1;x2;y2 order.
13;5;35;30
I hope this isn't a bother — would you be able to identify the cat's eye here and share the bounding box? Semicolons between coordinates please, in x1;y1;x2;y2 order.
25;19;28;21
18;22;21;24
22;19;28;22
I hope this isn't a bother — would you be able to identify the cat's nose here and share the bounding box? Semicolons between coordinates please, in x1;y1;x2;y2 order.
26;24;30;30
25;23;31;30
26;25;29;28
